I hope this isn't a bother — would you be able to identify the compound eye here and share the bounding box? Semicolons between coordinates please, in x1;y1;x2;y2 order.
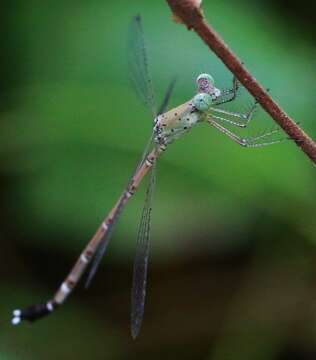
193;93;212;112
196;73;214;85
196;73;215;93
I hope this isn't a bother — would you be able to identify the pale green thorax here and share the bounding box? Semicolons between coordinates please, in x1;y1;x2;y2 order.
193;93;213;112
154;73;221;145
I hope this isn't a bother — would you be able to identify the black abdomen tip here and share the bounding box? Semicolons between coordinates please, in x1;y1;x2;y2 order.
11;302;56;325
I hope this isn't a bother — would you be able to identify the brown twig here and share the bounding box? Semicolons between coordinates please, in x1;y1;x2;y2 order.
166;0;316;165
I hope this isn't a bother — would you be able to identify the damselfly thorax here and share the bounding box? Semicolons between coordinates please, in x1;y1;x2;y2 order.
153;87;221;145
154;100;200;145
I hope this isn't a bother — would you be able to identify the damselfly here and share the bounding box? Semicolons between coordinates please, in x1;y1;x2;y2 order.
12;14;282;338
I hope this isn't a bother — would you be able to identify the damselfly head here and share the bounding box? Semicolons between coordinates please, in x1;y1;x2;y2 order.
197;73;214;93
196;73;221;99
197;73;214;87
193;93;212;112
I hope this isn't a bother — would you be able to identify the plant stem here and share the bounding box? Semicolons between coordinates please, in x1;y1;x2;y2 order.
166;0;316;165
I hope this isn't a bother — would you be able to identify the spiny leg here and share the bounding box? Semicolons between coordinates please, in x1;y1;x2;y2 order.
214;76;240;106
212;115;249;128
220;76;239;96
207;117;284;148
208;100;258;128
210;100;258;120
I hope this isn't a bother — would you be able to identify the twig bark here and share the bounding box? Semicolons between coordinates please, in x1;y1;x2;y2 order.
166;0;316;165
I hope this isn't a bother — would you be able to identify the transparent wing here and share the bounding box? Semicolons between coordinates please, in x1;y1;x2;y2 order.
85;76;175;288
131;162;156;339
84;132;157;287
158;77;177;115
128;14;157;117
84;14;156;288
84;199;125;289
86;16;175;290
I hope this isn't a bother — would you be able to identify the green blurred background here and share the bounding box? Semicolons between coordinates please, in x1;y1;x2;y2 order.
1;0;316;359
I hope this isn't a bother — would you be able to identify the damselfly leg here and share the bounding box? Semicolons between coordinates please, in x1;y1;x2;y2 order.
213;76;240;105
209;99;258;128
207;117;284;147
